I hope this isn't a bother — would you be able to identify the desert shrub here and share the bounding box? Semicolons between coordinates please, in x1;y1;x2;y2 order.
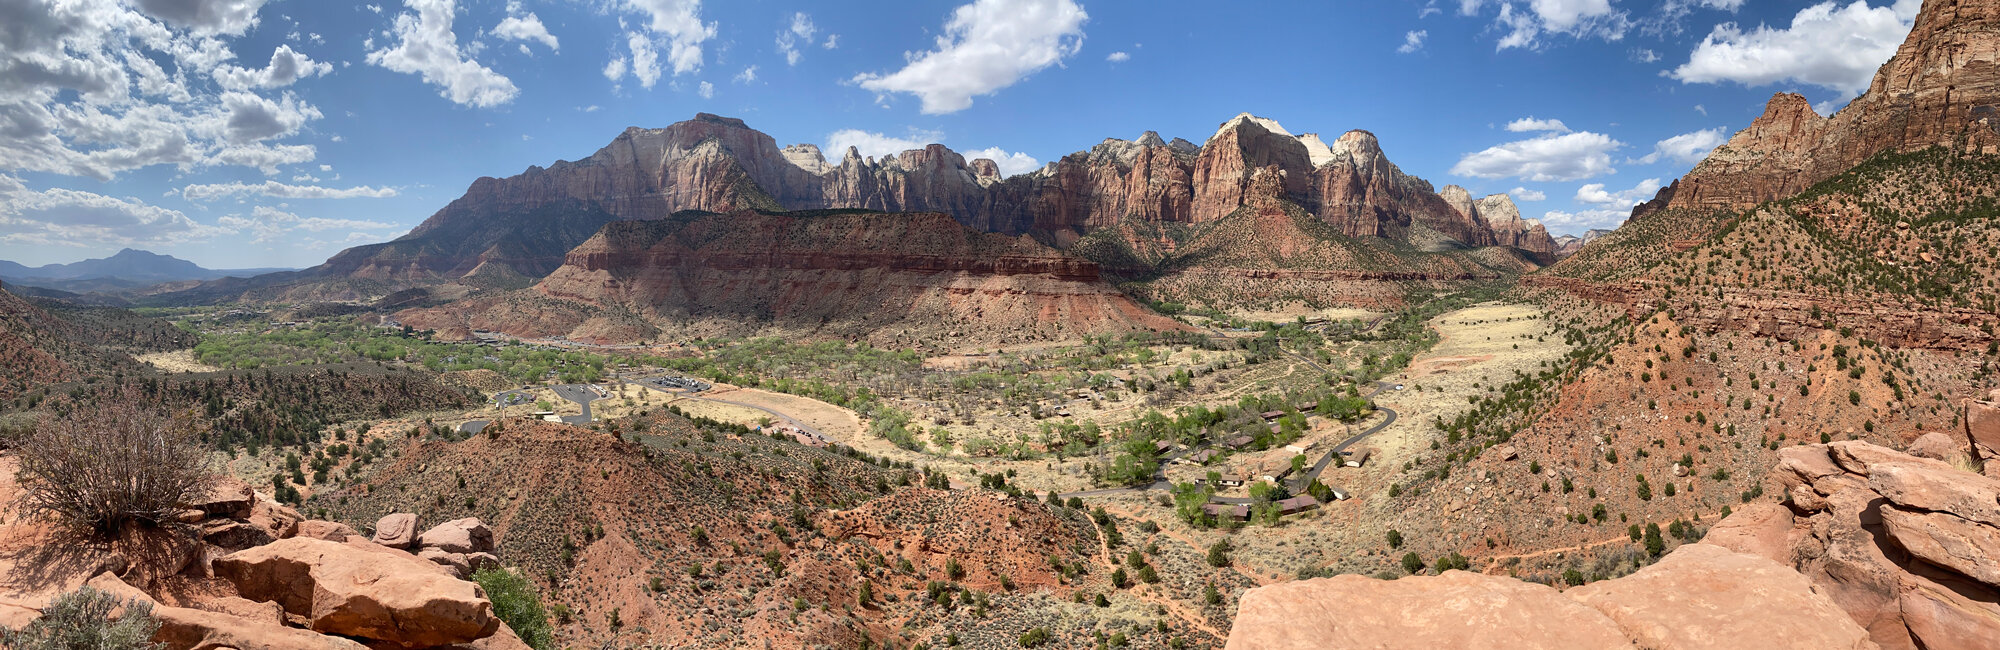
0;586;161;650
471;568;553;650
13;403;211;536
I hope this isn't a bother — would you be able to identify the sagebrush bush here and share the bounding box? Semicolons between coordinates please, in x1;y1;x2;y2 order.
0;586;162;650
13;402;212;536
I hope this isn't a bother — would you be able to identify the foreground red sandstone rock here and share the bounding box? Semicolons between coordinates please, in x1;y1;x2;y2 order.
1224;542;1870;650
1712;441;2000;650
214;537;500;648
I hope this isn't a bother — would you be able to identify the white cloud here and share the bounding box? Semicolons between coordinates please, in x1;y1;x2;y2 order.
366;0;518;108
217;205;397;243
852;0;1088;114
697;81;713;98
1633;48;1660;62
1450;131;1623;182
1462;0;1630;50
0;178;226;248
602;56;627;81
1669;0;1921;95
1575;177;1663;206
1106;51;1130;62
180;181;399;201
823;33;839;49
493;7;559;52
617;0;715;77
1504;117;1570;133
777;12;816;65
1539;208;1631;230
1397;30;1427;54
0;0;337;181
1509;187;1547;201
624;32;662;87
734;65;758;83
128;0;272;36
826;128;945;161
1632;127;1727;164
964;147;1041;177
212;45;333;90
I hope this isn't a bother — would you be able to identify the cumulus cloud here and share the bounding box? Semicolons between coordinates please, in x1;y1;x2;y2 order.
1397;30;1428;54
366;0;518;107
852;0;1088;114
616;0;715;77
734;65;758;83
180;181;399;201
1575;177;1663;206
1509;187;1547;201
1450;131;1623;182
697;81;713;98
1669;0;1921;95
1632;127;1728;165
1460;0;1630;50
777;12;816;65
0;178;224;248
1106;51;1130;62
128;0;272;36
212;45;332;90
493;3;558;52
621;31;663;87
964;147;1041;177
217;205;398;243
1505;117;1570;133
0;0;330;180
825;128;945;161
1539;208;1631;230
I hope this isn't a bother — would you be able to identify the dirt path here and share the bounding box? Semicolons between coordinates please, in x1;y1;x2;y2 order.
1480;509;1731;569
135;349;221;373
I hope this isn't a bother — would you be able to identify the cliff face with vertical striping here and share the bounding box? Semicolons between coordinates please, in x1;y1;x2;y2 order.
300;112;1552;288
1657;0;2000;213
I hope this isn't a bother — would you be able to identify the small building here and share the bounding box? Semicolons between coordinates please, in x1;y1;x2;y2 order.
1276;495;1320;515
1259;410;1286;421
531;410;558;422
1223;435;1254;450
1202;503;1250;521
1154;440;1175;455
1343;448;1374;468
1283;440;1314;455
1179;449;1220;464
1295;402;1318;413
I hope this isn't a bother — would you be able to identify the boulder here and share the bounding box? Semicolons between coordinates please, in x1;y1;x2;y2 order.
1966;396;2000;453
1565;543;1876;650
294;520;360;542
85;572;364;650
201;519;276;551
1906;432;1972;467
417;518;494;554
1701;503;1802;564
1877;506;2000;588
419;547;472;578
246;491;303;540
1224;570;1635;650
214;538;499;648
372;513;419;549
193;478;255;519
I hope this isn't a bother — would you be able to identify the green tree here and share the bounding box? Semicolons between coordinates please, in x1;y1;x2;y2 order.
471;568;555;650
1401;552;1425;575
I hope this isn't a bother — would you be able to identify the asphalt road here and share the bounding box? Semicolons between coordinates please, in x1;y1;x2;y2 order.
551;384;602;424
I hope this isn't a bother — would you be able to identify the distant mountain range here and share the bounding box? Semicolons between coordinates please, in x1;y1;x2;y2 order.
0;249;293;293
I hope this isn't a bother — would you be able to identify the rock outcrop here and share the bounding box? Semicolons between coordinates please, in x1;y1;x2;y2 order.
1663;0;2000;212
215;537;501;648
1225;543;1871;650
1703;441;2000;650
1551;228;1613;258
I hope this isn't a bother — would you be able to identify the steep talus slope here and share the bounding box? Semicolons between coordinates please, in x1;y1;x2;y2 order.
394;209;1187;346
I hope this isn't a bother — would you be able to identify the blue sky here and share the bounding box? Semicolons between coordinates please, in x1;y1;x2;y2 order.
0;0;1924;268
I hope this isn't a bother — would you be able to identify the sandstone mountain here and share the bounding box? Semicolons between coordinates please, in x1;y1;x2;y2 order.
393;209;1186;347
1642;0;2000;214
171;112;1553;308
